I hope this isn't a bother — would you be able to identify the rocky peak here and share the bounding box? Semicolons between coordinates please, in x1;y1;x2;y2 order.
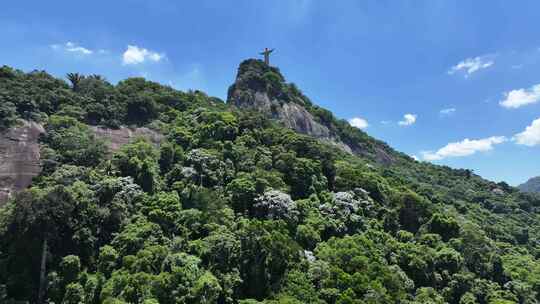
227;59;396;164
228;59;349;150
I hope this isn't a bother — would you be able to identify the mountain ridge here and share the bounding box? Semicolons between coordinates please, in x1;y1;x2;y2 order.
227;59;400;165
519;176;540;193
1;61;540;303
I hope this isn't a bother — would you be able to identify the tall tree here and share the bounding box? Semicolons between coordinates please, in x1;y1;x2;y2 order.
66;73;84;92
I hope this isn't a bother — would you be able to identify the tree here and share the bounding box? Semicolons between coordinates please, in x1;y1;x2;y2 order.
62;283;85;304
112;139;161;193
398;191;430;233
226;176;258;214
42;115;108;168
238;220;301;299
412;287;445;304
0;101;17;129
59;255;81;285
277;270;323;304
98;245;119;278
159;141;184;173
192;271;222;303
253;190;299;224
126;93;159;125
3;187;77;302
427;213;460;241
66;73;84;91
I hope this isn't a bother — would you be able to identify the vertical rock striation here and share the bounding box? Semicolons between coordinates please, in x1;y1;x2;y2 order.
0;121;45;203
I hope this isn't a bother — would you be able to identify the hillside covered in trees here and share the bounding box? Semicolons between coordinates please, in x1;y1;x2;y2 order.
1;60;540;304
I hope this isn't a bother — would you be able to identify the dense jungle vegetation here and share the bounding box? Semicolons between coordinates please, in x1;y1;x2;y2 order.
1;61;540;304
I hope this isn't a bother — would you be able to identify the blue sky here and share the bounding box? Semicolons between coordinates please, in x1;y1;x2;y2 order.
2;0;540;185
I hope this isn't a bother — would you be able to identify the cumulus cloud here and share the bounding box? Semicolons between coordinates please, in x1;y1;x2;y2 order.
398;114;417;126
499;83;540;109
421;136;507;161
514;118;540;146
440;108;456;116
122;45;165;65
348;117;369;129
50;42;93;55
448;56;494;77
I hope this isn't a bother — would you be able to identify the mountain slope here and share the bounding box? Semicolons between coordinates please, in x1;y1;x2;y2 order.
0;62;540;303
520;176;540;193
227;59;400;165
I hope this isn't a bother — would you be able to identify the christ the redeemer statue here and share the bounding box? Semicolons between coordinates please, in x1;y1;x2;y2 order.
260;48;274;65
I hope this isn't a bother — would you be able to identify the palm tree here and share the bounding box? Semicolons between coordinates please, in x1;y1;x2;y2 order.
66;73;84;91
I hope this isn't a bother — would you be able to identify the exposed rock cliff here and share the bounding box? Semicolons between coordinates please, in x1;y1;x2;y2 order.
90;125;163;151
0;121;44;203
227;59;396;163
0;121;162;204
228;60;336;140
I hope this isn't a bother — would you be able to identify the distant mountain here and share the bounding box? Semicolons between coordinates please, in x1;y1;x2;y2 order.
519;176;540;193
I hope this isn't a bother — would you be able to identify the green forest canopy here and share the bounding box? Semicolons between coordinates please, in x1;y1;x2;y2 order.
1;62;540;303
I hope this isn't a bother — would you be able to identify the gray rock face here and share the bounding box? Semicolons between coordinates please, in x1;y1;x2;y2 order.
240;90;332;138
227;59;396;162
229;74;353;154
0;121;44;203
90;125;163;151
0;121;163;204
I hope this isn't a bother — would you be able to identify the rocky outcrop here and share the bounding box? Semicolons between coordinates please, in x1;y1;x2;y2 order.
227;59;395;163
233;89;332;139
228;60;348;149
0;121;163;204
90;125;163;151
0;121;44;203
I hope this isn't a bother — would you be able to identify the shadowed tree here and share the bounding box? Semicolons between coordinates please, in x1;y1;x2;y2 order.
66;73;84;92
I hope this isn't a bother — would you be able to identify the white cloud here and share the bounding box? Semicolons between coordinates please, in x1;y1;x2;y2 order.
122;45;165;65
499;83;540;109
514;118;540;146
448;56;494;77
421;136;507;161
398;113;417;126
381;120;391;125
50;42;93;55
348;117;369;129
440;108;456;116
